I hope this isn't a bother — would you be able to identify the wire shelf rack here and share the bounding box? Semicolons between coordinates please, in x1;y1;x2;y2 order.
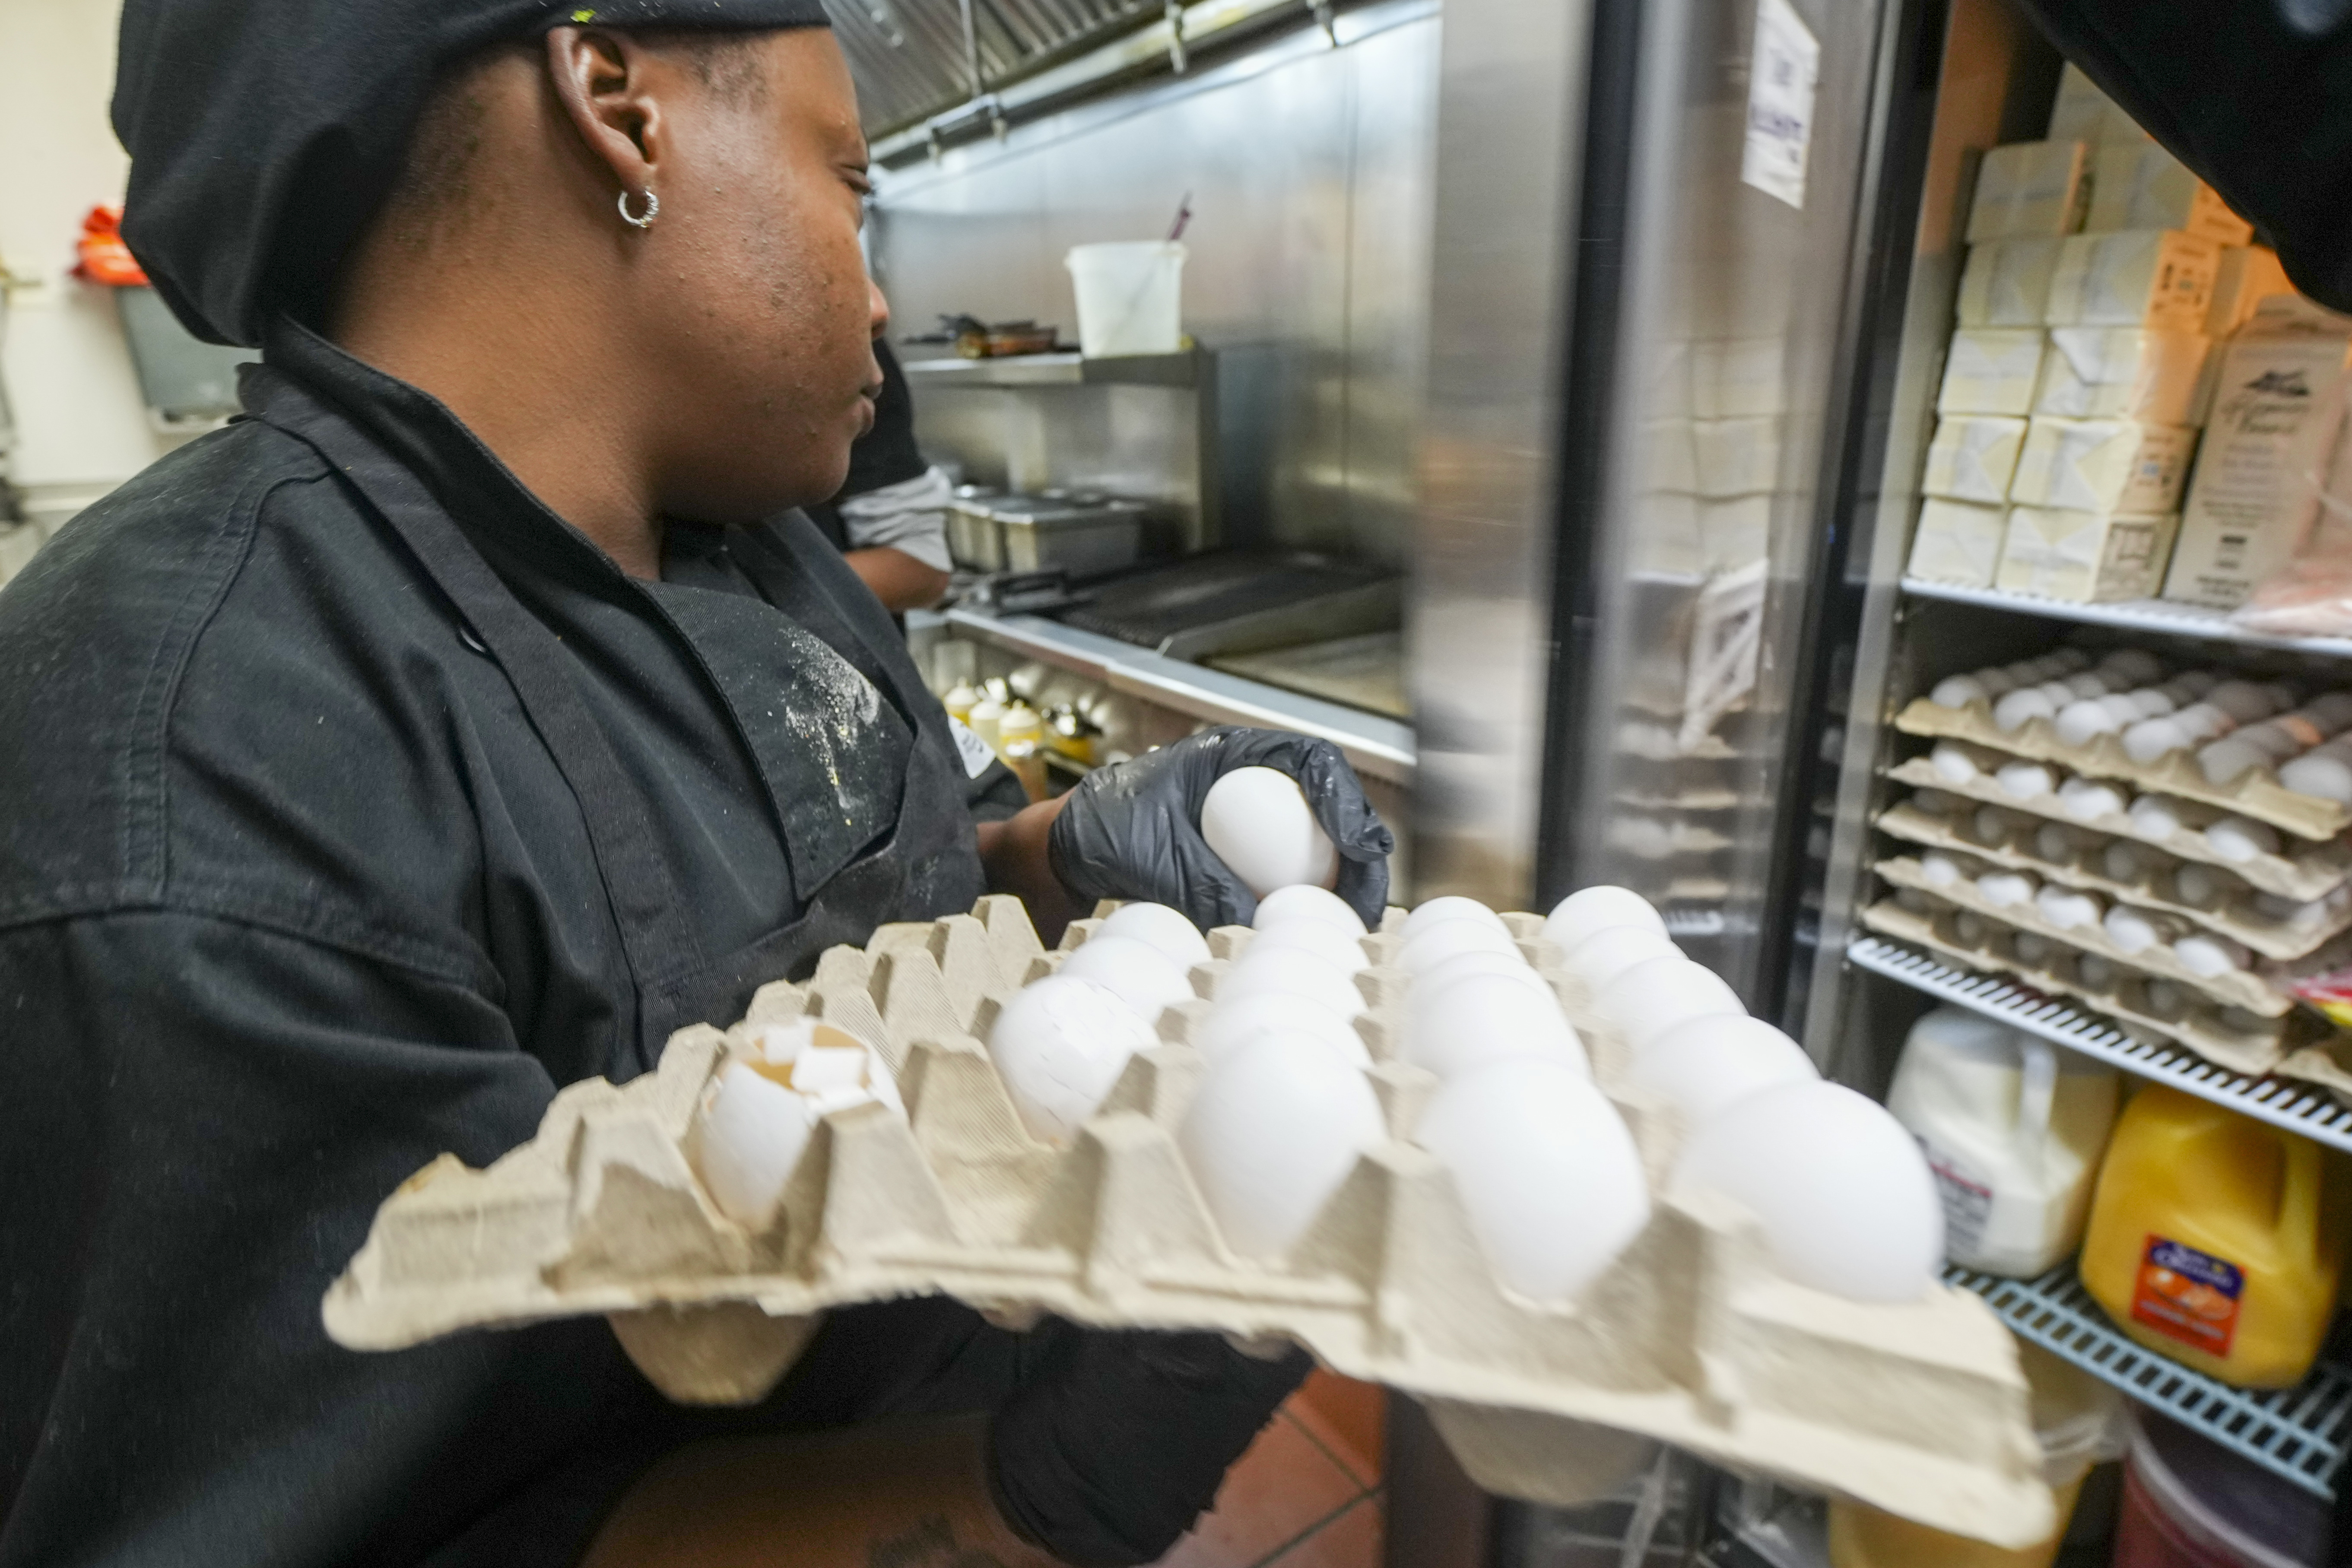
1950;1262;2352;1499
1846;935;2352;1154
1899;578;2352;660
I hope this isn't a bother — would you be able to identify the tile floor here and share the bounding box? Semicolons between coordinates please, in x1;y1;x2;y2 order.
1151;1372;1386;1568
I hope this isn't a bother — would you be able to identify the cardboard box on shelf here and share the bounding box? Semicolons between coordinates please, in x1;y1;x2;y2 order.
2205;247;2295;342
1996;505;2179;602
2045;63;2152;148
2164;303;2352;608
1956;238;2064;328
1689;338;1787;419
2035;327;2207;426
1923;416;2028;503
2045;230;2221;333
1908;498;2007;587
1965;141;2089;245
2083;145;2254;246
1938;328;2047;416
2009;416;2197;514
1692;416;1784;497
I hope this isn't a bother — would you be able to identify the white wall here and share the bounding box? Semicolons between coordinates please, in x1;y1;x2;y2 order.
0;0;168;536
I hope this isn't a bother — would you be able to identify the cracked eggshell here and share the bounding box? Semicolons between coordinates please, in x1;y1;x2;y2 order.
688;1060;824;1231
1098;901;1212;969
1178;1032;1385;1261
987;976;1159;1143
1058;933;1196;1023
1672;1081;1943;1304
1415;1057;1651;1302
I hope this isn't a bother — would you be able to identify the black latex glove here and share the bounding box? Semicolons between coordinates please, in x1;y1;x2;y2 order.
1047;727;1394;931
987;1322;1313;1567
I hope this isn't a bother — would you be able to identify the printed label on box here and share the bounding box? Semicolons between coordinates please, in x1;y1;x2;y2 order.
1919;1137;1995;1255
1741;0;1819;209
2130;1233;2244;1357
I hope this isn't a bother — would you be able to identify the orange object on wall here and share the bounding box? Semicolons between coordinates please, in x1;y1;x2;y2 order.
72;206;148;287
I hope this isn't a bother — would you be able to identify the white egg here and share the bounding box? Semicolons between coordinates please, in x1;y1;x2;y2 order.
1672;1081;1943;1304
1253;884;1366;936
1628;1016;1817;1126
1406;970;1588;1080
1178;1032;1386;1261
1399;917;1523;974
1415;1057;1651;1301
1200;767;1339;897
987;976;1159;1143
1542;885;1667;955
1058;933;1196;1023
1401;896;1509;940
1593;955;1745;1054
1192;990;1369;1069
1414;947;1552;1003
1567;925;1682;990
1247;918;1370;975
1099;901;1212;969
689;1060;823;1229
1218;945;1367;1019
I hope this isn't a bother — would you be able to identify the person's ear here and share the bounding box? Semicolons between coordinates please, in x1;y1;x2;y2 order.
544;27;667;206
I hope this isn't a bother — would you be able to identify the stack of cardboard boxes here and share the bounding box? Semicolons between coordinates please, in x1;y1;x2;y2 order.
1908;65;2317;606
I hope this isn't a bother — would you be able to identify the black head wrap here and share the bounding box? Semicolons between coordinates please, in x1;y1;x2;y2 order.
2012;0;2352;313
112;0;833;348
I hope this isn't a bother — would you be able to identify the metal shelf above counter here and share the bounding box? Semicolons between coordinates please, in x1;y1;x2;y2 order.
900;350;1206;390
1901;577;2352;660
924;604;1415;787
1951;1261;2352;1501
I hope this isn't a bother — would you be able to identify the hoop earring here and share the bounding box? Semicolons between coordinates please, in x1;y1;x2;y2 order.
619;188;658;229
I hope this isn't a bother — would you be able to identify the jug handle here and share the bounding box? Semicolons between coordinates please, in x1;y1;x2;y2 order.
2017;1039;2059;1178
2278;1133;2327;1264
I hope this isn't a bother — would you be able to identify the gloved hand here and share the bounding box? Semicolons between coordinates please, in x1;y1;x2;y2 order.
986;1322;1313;1567
1046;727;1393;931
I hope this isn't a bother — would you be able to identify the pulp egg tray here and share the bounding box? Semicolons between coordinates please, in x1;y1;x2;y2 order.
1861;895;2301;1074
1884;755;2352;904
1877;798;2352;965
1874;854;2291;1017
324;894;2050;1548
1892;695;2352;842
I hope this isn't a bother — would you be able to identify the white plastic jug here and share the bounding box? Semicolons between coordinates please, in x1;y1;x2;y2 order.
1886;1007;2120;1277
1065;242;1186;358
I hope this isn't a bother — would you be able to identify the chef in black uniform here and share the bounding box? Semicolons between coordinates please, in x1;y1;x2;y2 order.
808;339;957;615
0;3;1392;1565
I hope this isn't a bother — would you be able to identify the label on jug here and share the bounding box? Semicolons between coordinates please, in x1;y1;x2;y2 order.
2131;1234;2244;1356
1918;1137;1995;1256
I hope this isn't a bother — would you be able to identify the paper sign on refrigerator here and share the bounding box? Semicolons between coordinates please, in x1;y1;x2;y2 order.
1743;0;1821;209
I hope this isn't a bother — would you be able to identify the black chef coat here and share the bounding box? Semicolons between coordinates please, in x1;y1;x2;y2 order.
0;317;1037;1566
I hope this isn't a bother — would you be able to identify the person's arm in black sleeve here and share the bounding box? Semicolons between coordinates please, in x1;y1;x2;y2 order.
2013;0;2352;311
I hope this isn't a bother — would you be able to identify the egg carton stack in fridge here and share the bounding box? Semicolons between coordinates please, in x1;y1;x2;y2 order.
324;892;2052;1549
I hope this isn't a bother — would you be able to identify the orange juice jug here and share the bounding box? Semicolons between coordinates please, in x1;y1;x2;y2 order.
2079;1085;2347;1389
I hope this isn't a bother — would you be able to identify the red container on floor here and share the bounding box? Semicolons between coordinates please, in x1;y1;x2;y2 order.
2110;1407;2330;1567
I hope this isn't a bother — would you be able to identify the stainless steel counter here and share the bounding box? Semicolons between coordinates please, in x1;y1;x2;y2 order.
923;606;1416;787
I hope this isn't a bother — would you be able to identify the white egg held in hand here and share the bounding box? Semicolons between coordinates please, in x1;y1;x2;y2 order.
1594;955;1744;1054
1200;767;1339;898
1058;933;1196;1023
1099;901;1212;969
1628;1016;1818;1126
1398;915;1523;974
1406;970;1588;1080
1254;883;1366;936
1672;1081;1942;1303
987;976;1159;1143
1217;944;1367;1019
1193;990;1369;1069
1179;1033;1386;1261
1542;886;1666;955
1247;918;1370;975
1415;1058;1651;1302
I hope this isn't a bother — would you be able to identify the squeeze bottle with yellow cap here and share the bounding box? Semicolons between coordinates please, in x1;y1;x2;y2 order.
2079;1085;2348;1389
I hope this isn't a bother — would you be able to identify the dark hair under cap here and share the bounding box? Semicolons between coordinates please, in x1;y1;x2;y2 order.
112;0;832;348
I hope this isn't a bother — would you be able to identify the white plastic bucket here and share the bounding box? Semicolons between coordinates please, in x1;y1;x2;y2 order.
1064;241;1187;358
